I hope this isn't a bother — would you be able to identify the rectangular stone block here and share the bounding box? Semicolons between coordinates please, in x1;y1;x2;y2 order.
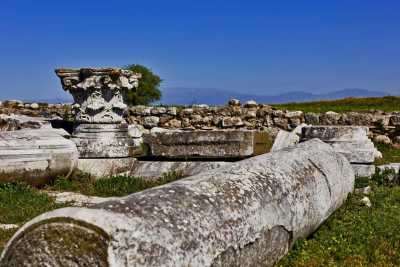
352;164;376;178
0;129;78;185
302;126;369;142
143;130;271;159
302;126;378;164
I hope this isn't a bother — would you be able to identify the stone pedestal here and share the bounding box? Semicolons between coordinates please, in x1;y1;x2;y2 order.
55;68;141;159
72;124;141;158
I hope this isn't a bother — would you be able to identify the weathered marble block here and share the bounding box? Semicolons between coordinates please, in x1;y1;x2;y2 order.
71;124;141;158
0;140;354;266
55;68;141;158
302;126;379;177
0;129;78;185
143;130;271;159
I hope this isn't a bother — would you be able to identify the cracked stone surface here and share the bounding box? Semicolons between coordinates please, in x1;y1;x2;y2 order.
0;139;354;267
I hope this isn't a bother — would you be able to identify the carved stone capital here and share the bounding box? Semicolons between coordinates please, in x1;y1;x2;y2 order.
55;68;141;124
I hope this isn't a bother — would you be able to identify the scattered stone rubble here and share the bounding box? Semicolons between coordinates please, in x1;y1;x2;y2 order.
0;140;355;267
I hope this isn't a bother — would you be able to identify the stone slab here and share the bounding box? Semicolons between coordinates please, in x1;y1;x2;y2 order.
0;129;78;185
352;164;376;177
130;161;230;180
377;163;400;174
0;139;354;266
302;126;378;164
77;158;137;178
143;130;271;159
0;114;51;131
302;126;370;142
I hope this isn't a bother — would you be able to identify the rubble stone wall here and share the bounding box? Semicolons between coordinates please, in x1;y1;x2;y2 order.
1;100;399;141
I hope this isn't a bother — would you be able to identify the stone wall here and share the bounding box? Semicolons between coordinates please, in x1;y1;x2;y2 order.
1;99;399;142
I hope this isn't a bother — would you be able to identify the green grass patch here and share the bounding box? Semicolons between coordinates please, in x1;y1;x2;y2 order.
0;172;183;254
278;170;400;267
374;143;400;165
47;171;183;197
273;96;400;113
0;182;64;253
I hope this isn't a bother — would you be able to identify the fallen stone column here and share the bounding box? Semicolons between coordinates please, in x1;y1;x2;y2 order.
0;139;354;267
0;129;78;185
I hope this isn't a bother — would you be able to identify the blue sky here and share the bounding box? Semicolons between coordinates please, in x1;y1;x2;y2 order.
0;0;399;100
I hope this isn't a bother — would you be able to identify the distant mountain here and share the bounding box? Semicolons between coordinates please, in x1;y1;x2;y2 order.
16;88;394;105
159;87;393;105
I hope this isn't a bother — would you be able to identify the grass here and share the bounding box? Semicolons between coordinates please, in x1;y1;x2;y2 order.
273;96;400;113
46;171;183;197
374;143;400;165
0;173;183;254
0;182;64;253
278;170;400;267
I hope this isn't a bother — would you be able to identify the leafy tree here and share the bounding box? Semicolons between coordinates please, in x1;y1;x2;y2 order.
124;64;162;105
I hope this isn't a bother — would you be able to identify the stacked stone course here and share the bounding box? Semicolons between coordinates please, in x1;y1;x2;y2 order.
0;99;399;143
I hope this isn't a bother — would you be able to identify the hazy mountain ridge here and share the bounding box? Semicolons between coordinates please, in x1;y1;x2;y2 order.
160;87;394;105
18;88;395;105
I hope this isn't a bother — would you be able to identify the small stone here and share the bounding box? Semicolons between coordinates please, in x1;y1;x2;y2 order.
245;110;257;119
181;108;194;116
361;196;372;207
221;117;244;128
355;186;371;195
0;224;19;230
374;135;391;145
192;104;209;109
30;103;39;109
167;107;177;116
166;119;182;128
143;116;160;129
150;127;172;134
150;107;167;115
228;99;241;106
128;125;145;138
244;100;257;108
389;115;400;126
5;100;23;107
285;111;303;119
320;111;341;125
133;137;143;147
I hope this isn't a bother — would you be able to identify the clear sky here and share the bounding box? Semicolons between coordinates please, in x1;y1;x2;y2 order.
1;0;399;100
